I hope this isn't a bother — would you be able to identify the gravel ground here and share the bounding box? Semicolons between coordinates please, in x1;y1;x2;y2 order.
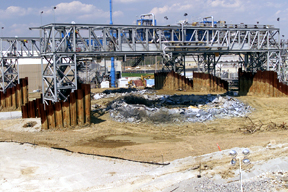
163;177;277;192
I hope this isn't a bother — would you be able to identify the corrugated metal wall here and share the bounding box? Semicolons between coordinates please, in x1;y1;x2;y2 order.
155;71;228;92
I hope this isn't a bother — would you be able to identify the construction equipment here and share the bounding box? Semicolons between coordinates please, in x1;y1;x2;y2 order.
141;74;154;87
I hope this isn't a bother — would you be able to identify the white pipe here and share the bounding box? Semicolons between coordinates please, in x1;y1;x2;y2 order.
140;13;156;40
181;22;184;42
162;45;228;56
140;13;155;26
203;16;214;28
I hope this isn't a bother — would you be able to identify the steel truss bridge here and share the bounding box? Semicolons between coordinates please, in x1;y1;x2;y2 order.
0;22;285;104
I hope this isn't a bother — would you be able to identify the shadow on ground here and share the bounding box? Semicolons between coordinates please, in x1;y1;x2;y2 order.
91;110;106;124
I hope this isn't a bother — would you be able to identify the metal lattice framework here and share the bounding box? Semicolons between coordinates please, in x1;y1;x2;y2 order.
30;23;282;103
35;23;281;54
41;54;77;102
0;22;283;102
0;37;41;92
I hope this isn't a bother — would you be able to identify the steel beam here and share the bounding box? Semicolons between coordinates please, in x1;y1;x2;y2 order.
0;37;41;92
0;22;282;100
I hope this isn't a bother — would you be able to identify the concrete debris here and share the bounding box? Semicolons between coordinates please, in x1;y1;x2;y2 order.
105;92;252;123
93;93;105;100
0;111;22;120
92;88;156;100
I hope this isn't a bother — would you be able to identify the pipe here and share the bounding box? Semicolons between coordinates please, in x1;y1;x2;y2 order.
110;0;115;87
110;0;113;25
140;13;156;40
140;13;155;26
203;16;214;28
110;57;115;87
181;22;184;42
162;45;228;55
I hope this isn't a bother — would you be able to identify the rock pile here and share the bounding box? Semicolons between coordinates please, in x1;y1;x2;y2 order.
105;92;252;124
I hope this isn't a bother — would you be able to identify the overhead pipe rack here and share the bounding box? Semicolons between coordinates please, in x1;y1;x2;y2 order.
0;22;282;104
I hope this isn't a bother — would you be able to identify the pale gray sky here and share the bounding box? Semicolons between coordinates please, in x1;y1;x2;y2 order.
0;0;287;37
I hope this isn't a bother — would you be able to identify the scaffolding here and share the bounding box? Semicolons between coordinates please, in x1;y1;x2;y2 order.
0;22;283;103
0;37;41;92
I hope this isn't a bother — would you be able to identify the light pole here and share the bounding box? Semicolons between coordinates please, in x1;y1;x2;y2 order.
53;7;56;23
229;149;251;192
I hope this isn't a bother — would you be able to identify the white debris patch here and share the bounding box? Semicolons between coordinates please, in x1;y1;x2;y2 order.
92;88;157;100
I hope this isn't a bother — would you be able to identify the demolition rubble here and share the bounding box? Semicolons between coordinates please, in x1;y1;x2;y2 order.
93;89;252;124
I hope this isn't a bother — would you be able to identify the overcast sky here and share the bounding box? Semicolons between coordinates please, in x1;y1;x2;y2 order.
0;0;287;38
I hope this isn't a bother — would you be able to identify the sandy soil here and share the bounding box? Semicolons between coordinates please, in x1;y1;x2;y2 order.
1;90;288;178
1;142;288;192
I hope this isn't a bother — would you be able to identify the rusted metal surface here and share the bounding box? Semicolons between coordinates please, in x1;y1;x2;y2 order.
69;92;77;127
47;105;56;129
11;86;16;109
21;104;28;118
5;88;12;108
40;104;48;130
28;101;36;118
62;100;71;128
21;78;28;105
55;102;63;129
82;84;91;125
155;71;197;91
238;70;288;97
20;83;91;129
76;89;84;126
16;84;22;108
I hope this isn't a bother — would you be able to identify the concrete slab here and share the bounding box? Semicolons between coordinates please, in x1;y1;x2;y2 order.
0;111;22;120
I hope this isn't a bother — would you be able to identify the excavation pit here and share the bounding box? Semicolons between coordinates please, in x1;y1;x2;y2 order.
107;93;252;124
